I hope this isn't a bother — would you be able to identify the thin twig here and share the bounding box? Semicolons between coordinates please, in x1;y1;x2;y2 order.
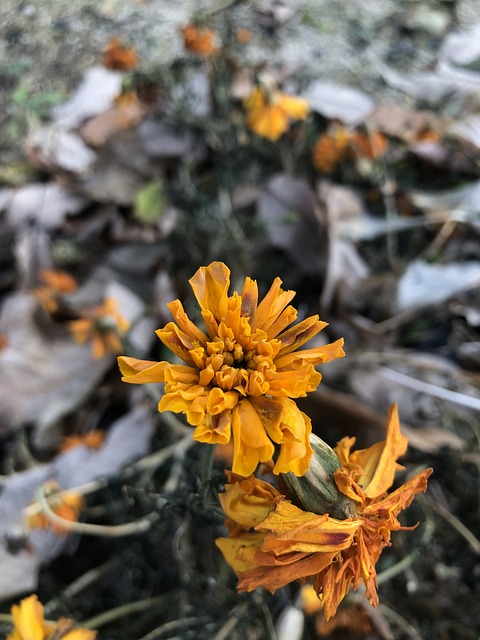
37;484;160;537
137;616;211;640
82;595;170;630
376;551;418;585
378;604;422;640
377;366;480;412
425;495;480;555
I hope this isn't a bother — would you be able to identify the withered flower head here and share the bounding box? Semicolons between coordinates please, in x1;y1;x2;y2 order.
69;297;130;360
7;594;97;640
216;404;432;620
181;23;219;56
118;262;344;476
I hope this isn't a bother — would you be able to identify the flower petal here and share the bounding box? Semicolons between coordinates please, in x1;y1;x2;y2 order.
118;357;169;384
351;404;409;498
189;262;230;325
231;399;275;476
219;473;281;529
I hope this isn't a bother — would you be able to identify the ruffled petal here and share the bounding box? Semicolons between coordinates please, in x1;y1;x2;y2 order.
351;404;409;498
189;262;230;325
118;357;169;383
231;399;275;476
219;474;281;529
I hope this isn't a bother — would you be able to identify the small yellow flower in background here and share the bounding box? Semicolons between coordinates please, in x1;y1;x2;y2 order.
25;482;84;535
244;85;309;142
181;23;219;56
69;297;130;360
7;594;96;640
216;405;432;620
118;262;344;476
34;269;78;314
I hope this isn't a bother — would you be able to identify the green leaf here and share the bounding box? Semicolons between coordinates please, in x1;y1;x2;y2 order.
134;180;166;224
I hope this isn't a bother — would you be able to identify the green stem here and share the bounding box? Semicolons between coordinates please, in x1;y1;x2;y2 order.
201;444;216;484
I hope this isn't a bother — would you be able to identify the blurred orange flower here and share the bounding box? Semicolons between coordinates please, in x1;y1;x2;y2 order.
69;297;130;360
216;405;432;619
244;86;309;142
34;269;78;314
103;38;138;71
181;24;218;56
7;594;96;640
118;262;344;476
25;482;84;535
60;430;105;453
312;126;350;173
313;126;388;173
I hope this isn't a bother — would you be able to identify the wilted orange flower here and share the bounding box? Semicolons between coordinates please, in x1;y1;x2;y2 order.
181;24;218;56
60;430;105;453
312;126;350;173
103;38;138;70
34;269;78;314
7;594;96;640
313;127;388;173
69;297;130;360
25;482;84;535
244;85;309;142
349;130;388;160
216;405;432;619
118;262;344;476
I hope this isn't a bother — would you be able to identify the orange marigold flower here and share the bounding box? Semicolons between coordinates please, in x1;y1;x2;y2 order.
7;594;97;640
244;86;309;142
25;482;84;535
118;262;344;476
181;23;218;56
69;297;130;360
103;37;138;71
216;404;432;620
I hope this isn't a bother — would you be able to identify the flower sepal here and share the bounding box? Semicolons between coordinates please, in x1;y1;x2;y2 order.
281;433;356;520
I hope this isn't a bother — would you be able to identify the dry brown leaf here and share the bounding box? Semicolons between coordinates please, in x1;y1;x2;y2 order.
0;406;154;599
80;93;146;147
257;174;327;277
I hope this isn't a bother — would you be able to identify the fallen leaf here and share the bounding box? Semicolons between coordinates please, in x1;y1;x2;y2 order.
134;180;167;224
0;406;154;599
28;125;96;174
7;183;86;229
53;66;123;130
305;81;375;125
257;174;327;276
396;260;480;313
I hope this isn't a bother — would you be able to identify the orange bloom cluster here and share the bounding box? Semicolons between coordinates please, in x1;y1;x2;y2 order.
118;262;344;476
103;38;138;71
69;297;130;360
244;86;309;142
7;594;96;640
34;269;78;314
313;125;388;173
216;405;432;619
181;24;219;56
